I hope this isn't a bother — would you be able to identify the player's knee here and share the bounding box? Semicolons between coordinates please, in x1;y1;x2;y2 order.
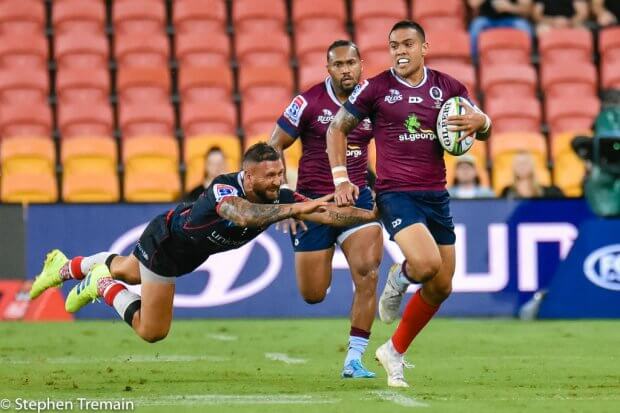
138;327;169;343
427;280;453;302
412;258;441;283
352;264;379;293
303;293;326;304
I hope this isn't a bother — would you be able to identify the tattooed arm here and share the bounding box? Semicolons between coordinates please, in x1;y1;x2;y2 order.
297;204;378;227
326;107;361;206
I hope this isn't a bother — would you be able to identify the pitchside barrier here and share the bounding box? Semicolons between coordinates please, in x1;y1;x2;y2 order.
15;199;620;319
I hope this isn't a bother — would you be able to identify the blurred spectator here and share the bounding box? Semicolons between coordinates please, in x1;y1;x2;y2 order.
448;155;495;198
592;0;620;27
532;0;589;34
468;0;534;60
500;151;564;198
183;147;228;201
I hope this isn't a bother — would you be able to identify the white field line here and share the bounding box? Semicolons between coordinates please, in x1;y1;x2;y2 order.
372;390;429;408
207;334;238;341
264;352;307;364
1;355;229;364
134;394;338;406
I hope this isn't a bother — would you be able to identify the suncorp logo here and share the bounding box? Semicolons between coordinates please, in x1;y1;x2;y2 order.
583;244;620;291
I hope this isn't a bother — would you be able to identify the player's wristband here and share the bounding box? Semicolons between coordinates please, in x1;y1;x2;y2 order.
331;166;347;175
333;177;350;186
480;114;491;133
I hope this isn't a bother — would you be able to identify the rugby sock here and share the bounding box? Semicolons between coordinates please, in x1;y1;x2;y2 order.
391;289;439;354
97;277;141;327
59;256;85;281
344;327;371;366
80;252;118;276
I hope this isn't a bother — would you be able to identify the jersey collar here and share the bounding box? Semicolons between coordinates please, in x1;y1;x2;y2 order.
325;77;343;106
390;66;428;88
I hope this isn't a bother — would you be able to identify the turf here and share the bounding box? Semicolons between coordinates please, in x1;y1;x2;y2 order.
0;319;619;412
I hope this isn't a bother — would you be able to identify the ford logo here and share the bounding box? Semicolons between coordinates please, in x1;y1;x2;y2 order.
583;244;620;291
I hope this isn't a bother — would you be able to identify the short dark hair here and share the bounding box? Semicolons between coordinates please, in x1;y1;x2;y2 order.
243;142;281;165
206;146;223;157
326;40;361;62
389;20;426;41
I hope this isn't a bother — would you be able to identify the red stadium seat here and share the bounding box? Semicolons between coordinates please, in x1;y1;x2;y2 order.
600;26;620;64
298;65;328;91
232;0;286;33
480;64;536;100
363;64;390;79
53;0;106;34
292;0;347;33
182;101;237;136
117;66;170;105
236;31;290;67
0;68;48;104
56;67;109;105
55;32;108;70
176;32;230;67
356;31;393;68
239;66;293;104
295;30;350;67
113;0;166;35
178;66;233;103
0;33;47;69
425;30;470;65
0;102;52;138
485;96;541;134
602;60;620;90
58;102;114;139
478;29;531;66
546;96;600;135
352;0;408;34
0;0;45;35
242;98;290;136
115;32;169;68
538;28;593;64
428;61;476;96
412;0;465;31
173;0;227;34
119;102;175;138
540;62;597;98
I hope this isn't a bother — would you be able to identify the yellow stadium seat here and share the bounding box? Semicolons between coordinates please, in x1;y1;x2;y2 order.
122;136;178;174
124;170;180;202
444;142;489;188
0;136;55;175
1;171;57;203
63;170;120;203
61;136;117;174
551;132;590;197
184;134;241;191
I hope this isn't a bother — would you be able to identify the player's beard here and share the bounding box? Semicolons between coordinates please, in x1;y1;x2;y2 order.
255;187;280;203
340;79;356;94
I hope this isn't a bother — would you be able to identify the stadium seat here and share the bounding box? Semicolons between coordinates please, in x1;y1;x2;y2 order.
55;32;108;70
551;132;588;197
123;135;179;174
0;68;48;104
0;136;55;175
428;61;476;96
178;66;233;103
356;31;393;68
602;60;620;90
538;28;592;64
0;102;52;138
61;136;117;174
295;30;350;67
58;102;114;139
244;133;302;170
63;170;120;203
119;102;175;138
173;0;227;34
115;32;169;68
546;96;600;135
56;67;109;105
412;0;465;31
181;101;237;136
113;0;166;35
600;26;620;64
0;0;45;35
124;170;180;202
444;142;489;188
292;0;347;33
484;97;542;134
232;0;286;33
298;65;328;91
184;134;241;190
352;0;408;34
480;64;536;100
53;0;106;34
117;66;170;105
176;32;231;67
242;98;290;136
363;64;390;79
0;33;47;69
425;30;471;65
235;31;290;67
478;29;531;66
238;66;293;104
540;62;597;98
1;171;57;203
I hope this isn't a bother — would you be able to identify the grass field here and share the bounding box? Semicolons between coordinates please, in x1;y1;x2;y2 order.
1;319;619;412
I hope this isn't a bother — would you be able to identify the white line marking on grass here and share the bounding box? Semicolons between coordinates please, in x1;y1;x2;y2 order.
207;334;238;341
2;355;229;364
372;390;429;408
264;353;307;364
134;394;338;406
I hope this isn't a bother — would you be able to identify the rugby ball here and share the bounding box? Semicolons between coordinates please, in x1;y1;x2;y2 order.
436;97;475;156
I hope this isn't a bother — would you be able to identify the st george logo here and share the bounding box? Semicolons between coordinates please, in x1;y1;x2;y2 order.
583;244;620;291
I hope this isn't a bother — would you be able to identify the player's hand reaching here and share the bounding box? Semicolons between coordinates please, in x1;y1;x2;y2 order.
334;181;359;207
446;100;486;142
292;193;334;217
275;218;307;235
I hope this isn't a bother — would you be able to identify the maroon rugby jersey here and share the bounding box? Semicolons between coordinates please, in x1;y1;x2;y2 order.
277;77;373;195
344;67;471;192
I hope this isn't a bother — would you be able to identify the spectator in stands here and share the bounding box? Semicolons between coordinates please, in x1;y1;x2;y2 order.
500;151;564;198
184;146;228;201
449;155;495;198
592;0;620;27
468;0;534;61
532;0;589;34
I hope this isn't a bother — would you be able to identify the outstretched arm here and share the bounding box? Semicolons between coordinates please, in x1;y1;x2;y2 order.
326;107;361;206
297;204;377;228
